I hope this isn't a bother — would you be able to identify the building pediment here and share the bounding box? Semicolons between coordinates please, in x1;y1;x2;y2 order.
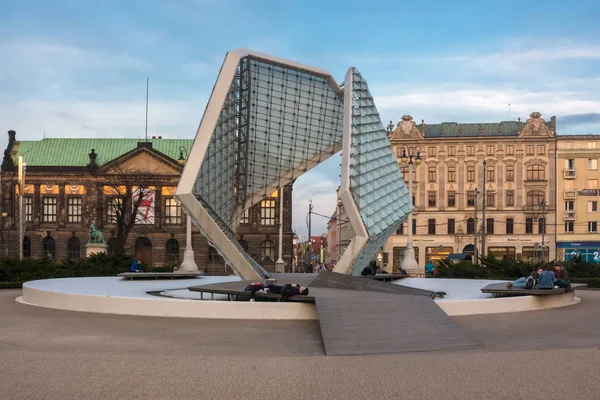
389;115;425;140
519;112;555;137
525;157;548;166
102;147;182;175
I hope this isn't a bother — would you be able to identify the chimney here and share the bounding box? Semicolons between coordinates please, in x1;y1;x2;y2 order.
137;142;153;150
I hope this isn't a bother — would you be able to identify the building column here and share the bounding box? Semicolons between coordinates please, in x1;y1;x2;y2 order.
275;188;285;273
179;213;199;272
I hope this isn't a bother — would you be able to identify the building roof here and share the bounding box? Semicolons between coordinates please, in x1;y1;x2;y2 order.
12;138;194;166
417;120;553;138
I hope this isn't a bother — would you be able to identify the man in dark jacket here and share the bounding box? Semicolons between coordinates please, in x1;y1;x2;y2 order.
267;283;309;299
554;263;571;290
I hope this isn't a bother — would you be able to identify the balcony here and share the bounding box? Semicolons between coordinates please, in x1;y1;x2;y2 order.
564;211;576;221
564;189;577;199
564;169;576;179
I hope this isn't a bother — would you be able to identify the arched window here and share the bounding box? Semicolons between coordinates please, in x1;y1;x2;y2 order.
23;236;31;258
466;218;475;235
526;165;545;181
165;239;179;266
107;237;119;256
43;236;56;260
527;190;545;206
68;237;81;260
261;240;275;263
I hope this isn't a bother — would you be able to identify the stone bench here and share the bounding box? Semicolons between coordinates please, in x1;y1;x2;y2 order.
481;282;587;298
187;285;315;303
118;272;202;280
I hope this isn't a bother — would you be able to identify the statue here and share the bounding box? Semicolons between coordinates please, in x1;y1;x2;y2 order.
88;220;105;244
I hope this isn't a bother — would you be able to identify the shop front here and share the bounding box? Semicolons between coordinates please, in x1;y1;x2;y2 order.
488;246;517;260
425;246;453;264
557;242;600;264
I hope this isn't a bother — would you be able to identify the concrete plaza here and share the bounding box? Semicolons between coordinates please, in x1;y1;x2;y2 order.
2;289;600;400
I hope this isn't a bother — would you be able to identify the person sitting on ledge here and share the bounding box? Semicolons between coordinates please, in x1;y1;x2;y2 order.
537;265;557;290
554;263;571;290
129;260;143;273
507;268;542;289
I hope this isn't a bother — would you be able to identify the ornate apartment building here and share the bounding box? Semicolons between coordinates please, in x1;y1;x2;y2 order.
384;112;557;270
0;131;294;273
556;135;600;263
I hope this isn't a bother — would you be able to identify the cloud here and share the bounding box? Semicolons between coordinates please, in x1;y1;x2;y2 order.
560;113;600;126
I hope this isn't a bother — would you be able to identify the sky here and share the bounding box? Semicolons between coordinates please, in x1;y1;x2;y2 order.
2;0;600;237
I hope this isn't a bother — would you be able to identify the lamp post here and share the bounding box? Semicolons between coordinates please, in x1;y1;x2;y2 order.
540;199;547;264
275;188;286;273
400;146;422;274
1;206;8;257
177;147;199;272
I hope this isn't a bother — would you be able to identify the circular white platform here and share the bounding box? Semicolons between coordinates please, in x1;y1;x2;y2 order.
17;276;581;319
396;278;581;316
18;276;318;320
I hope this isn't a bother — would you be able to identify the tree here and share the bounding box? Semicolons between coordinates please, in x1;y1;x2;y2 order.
99;165;178;255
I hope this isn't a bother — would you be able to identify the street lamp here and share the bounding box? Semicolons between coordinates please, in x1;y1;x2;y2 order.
177;146;187;166
399;146;422;274
176;148;199;272
1;206;7;257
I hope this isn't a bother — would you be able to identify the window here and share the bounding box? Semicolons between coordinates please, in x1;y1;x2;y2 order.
526;145;534;155
467;166;475;182
467;146;475;156
260;199;276;225
526;165;545;181
447;191;456;207
589;159;598;170
527;190;545;206
565;201;575;211
537;145;545;155
526;218;533;234
164;198;182;224
107;238;119;256
506;191;514;207
447;166;456;182
539;218;546;234
467;218;475;234
486;218;494;234
107;198;121;224
589;222;598;233
42;197;57;223
589;179;598;189
566;159;575;170
165;238;179;265
506;218;514;234
486;145;494;155
506;165;514;181
448;219;455;235
565;180;575;190
412;195;415;206
24;196;33;222
506;145;514;155
23;236;31;257
589;142;597;149
428;166;436;182
448;146;456;156
428;219;436;234
467;191;475;207
261;240;275;262
412;219;417;235
486;193;495;207
67;197;82;223
396;223;404;235
486;166;495;182
401;167;409;182
68;237;81;260
240;209;250;224
428;191;436;207
590;201;598;212
428;147;436;157
565;221;574;233
43;236;56;259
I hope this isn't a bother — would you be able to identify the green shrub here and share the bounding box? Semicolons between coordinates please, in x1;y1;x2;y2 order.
0;253;133;285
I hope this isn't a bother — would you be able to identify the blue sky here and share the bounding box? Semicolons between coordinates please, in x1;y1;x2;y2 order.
2;0;600;236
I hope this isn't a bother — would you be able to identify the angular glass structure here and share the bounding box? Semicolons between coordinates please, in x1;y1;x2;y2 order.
176;50;410;279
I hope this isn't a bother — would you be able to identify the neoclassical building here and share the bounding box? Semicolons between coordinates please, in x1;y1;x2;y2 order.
384;112;557;269
0;131;293;273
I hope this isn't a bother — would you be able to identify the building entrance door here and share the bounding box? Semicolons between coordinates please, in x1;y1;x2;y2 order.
135;237;153;268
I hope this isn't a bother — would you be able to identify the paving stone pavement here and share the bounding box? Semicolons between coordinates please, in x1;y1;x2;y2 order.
2;289;600;400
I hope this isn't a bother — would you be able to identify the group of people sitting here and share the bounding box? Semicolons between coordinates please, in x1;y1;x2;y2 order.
244;282;309;301
507;263;570;291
